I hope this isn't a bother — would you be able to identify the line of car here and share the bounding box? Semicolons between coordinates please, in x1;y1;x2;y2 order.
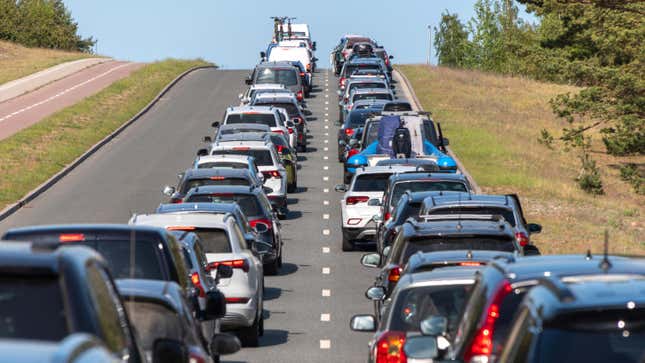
0;21;318;363
331;34;645;363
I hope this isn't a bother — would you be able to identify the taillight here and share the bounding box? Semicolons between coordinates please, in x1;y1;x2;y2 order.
384;212;391;221
515;232;529;247
207;258;250;273
233;146;250;151
59;233;85;242
274;129;285;135
347;148;359;158
189;351;208;363
375;331;407;363
340;77;347;87
276;145;284;152
347;104;353;111
465;280;513;362
299;72;305;77
297;90;303;101
387;266;402;282
190;272;205;297
262;170;282;178
225;297;250;304
344;128;354;136
459;262;484;267
306;63;311;72
249;218;272;231
209;176;225;180
346;196;369;205
171;198;183;204
288;127;294;134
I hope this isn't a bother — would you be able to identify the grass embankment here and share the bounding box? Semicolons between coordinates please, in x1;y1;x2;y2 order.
0;40;94;85
0;59;212;210
398;64;644;255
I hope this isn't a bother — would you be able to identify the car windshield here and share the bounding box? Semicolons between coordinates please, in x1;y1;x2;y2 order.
391;181;468;209
225;113;276;127
255;102;299;117
123;300;183;351
256;68;298;86
81;239;165;280
349;82;386;94
191;228;231;253
535;309;645;363
344;64;380;77
353;173;392;192
426;207;516;227
0;276;68;341
198;162;247;170
345;110;374;128
220;127;265;135
185;194;263;218
212;149;273;166
390;284;472;335
181;177;250;193
353;93;392;102
364;121;380;145
402;236;516;262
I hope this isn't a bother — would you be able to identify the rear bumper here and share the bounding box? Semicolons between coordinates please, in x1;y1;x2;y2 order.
343;227;377;242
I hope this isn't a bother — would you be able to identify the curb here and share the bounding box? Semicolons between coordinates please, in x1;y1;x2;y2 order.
0;65;218;222
393;67;481;193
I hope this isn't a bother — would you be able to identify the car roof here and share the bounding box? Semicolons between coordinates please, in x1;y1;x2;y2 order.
250;83;286;90
425;194;511;208
351;88;391;95
183;168;252;179
131;212;230;229
404;191;466;203
397;266;481;289
157;202;240;215
185;184;259;195
116;279;184;313
347;77;387;84
403;217;516;238
0;241;103;275
219;123;271;131
406;250;515;270
354;165;418;175
213;140;271;148
256;61;297;69
217;133;270;143
376;158;439;167
253;94;297;103
3;223;167;239
347;57;383;65
226;105;277;114
196;154;252;164
389;172;469;183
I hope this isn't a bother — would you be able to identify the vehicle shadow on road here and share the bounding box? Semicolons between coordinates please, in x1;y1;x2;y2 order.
264;287;282;300
259;329;290;347
277;262;298;276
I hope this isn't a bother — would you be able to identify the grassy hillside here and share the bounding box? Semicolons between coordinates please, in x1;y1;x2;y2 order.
0;59;211;210
399;64;644;255
0;40;93;85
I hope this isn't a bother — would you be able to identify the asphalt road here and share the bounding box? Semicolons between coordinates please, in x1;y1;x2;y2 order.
0;68;381;362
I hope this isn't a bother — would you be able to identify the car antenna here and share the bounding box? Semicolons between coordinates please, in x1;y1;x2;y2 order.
599;230;612;272
466;250;473;259
585;249;592;260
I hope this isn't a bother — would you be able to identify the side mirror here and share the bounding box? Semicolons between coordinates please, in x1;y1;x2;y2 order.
245;78;253;85
442;137;450;146
197;148;208;157
217;264;233;279
365;286;386;301
238;93;244;100
350;314;377;332
383;246;391;257
203;136;212;143
211;121;220;128
253;241;272;254
260;51;266;59
176;172;184;180
403;335;438;361
337;90;342;96
334;184;348;192
312;57;318;62
360;253;381;268
210;333;241;356
527;223;542;234
312;41;317;50
367;199;381;207
253;222;269;234
203;290;226;320
162;186;176;196
389;55;394;59
152;339;188;363
420;316;448;336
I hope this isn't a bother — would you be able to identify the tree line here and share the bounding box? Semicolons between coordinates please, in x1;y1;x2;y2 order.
0;0;95;52
434;0;643;195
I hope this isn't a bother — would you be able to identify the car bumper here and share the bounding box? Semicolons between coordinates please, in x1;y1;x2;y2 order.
343;227;377;242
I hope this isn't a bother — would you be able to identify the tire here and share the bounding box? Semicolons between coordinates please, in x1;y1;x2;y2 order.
343;171;353;185
239;315;261;347
287;166;297;193
277;252;283;267
298;142;307;153
264;258;280;275
342;232;354;252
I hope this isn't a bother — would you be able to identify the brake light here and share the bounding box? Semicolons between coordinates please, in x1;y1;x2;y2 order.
385;58;390;66
225;297;250;304
59;233;85;242
288;127;294;134
346;196;369;205
262;170;282;178
276;145;284;152
347;218;362;225
347;148;360;158
249;218;272;230
211;193;233;197
190;272;205;297
515;232;529;247
299;72;305;77
188;351;208;363
210;176;225;180
297;90;303;101
340;77;347;87
375;331;407;363
347;104;353;111
459;262;484;267
171;199;183;204
384;212;391;221
387;265;402;282
344;128;354;136
233;146;250;151
207;258;250;273
465;280;513;362
274;129;285;135
167;226;196;231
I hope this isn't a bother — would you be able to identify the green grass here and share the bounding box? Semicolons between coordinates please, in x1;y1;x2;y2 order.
0;40;95;85
398;64;645;254
0;59;212;209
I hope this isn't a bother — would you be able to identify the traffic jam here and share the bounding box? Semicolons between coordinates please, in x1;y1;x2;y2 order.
0;19;644;363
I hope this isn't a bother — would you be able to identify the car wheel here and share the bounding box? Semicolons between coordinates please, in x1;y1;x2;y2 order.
264;258;280;275
298;143;307;153
343;171;353;185
287;167;297;193
342;233;353;252
240;317;261;347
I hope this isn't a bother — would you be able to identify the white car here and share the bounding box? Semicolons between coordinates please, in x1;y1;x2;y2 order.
221;106;294;149
239;83;288;105
209;140;289;219
193;154;264;186
268;46;314;73
129;212;266;346
335;165;418;251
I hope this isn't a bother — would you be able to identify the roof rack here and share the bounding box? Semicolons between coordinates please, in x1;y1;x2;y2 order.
539;276;576;303
418;214;507;223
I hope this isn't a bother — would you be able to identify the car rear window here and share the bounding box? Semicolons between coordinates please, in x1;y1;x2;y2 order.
191;228;231;253
402;236;516;263
349;82;386;93
0;276;69;341
256;68;298;86
255;102;299;117
390;284;472;335
345;110;373;128
391;181;468;209
353;173;392;192
181;177;250;193
82;240;165;280
123;300;183;351
185;194;263;218
225;113;277;127
198;162;247;169
344;64;380;77
353;93;392;102
426;207;516;227
212;149;273;166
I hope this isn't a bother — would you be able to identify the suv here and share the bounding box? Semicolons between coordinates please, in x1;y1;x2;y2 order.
339;57;387;90
0;242;147;363
341;88;394;122
220;106;290;142
337;103;384;162
0;334;121;363
246;62;304;101
420;193;542;253
239;83;288;105
193;154;262;178
448;254;645;363
251;93;308;151
209;140;288;218
334;165;418;251
498;275;645;363
163;168;263;204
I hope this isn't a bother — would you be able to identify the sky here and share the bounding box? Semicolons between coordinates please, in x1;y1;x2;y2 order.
63;0;535;69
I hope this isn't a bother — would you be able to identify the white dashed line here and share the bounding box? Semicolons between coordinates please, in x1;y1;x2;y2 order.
320;340;331;349
324;147;329;151
322;267;331;274
323;176;329;181
322;289;331;296
325;94;329;98
323;213;330;219
322;229;330;235
323;188;329;193
324;132;329;136
322;247;330;253
325;101;329;105
324;140;329;144
323;155;329;160
323;200;329;205
324;125;329;129
325;113;329;116
323;166;329;170
320;313;331;322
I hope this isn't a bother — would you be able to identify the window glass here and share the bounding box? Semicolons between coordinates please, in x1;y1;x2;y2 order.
185;194;263;217
255;102;299;117
198;161;247;169
225;113;277;127
426;207;516;227
191;228;232;253
391;181;468;210
123;300;183;351
212;149;273;166
353;93;392;102
181;177;250;193
353;173;392;192
256;68;298;86
83;240;164;280
401;236;516;263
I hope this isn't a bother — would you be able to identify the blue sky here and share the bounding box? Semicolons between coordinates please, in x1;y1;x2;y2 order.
64;0;534;69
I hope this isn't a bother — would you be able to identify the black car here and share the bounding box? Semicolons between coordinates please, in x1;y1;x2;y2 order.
182;185;283;274
163;168;263;203
117;279;239;363
0;242;150;363
448;254;645;363
498;275;645;363
0;334;121;363
337;106;382;162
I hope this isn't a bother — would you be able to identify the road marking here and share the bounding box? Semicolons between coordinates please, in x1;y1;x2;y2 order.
324;118;328;122
323;155;328;160
324;125;329;129
324;139;329;144
322;289;331;296
325;94;329;98
323;188;329;193
323;213;330;219
323;176;329;181
325;113;329;116
323;166;329;170
323;200;329;205
321;313;331;322
325;101;329;105
322;267;331;274
0;63;132;123
320;340;331;349
322;247;330;253
322;229;330;235
324;132;329;136
324;147;329;151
